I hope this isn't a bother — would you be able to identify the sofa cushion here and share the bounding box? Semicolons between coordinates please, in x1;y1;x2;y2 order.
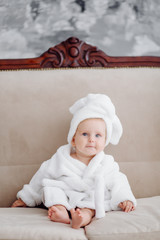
0;207;87;240
0;68;160;207
85;196;160;240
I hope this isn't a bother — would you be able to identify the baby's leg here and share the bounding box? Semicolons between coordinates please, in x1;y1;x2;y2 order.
70;208;95;229
48;205;70;224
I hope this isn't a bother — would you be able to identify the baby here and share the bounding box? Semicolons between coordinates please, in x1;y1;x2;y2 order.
12;93;136;229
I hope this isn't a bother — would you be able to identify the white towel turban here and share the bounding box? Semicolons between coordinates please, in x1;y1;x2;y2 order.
67;93;123;146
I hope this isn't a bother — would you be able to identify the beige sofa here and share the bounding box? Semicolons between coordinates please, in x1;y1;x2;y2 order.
0;37;160;240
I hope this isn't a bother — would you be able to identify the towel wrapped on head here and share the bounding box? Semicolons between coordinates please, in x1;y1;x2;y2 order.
67;93;123;146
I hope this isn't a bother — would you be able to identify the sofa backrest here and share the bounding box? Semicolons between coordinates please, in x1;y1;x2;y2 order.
0;37;160;207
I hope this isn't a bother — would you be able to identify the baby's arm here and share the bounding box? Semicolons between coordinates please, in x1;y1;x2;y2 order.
11;198;26;208
12;156;56;207
105;160;137;211
118;200;135;212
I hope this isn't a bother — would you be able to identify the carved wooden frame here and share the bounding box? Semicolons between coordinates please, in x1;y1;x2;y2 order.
0;37;160;70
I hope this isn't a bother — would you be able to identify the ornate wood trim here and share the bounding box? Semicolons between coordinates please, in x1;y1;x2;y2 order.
0;37;160;70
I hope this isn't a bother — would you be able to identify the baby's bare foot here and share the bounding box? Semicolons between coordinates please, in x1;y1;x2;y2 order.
49;206;70;224
70;208;84;229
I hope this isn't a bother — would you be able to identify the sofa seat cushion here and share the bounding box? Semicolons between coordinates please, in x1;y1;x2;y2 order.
85;196;160;240
0;208;87;240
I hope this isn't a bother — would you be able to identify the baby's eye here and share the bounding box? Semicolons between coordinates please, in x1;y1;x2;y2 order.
95;134;101;138
82;133;87;136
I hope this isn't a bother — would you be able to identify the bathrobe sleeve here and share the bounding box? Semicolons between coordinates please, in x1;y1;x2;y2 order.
17;155;56;207
104;156;137;210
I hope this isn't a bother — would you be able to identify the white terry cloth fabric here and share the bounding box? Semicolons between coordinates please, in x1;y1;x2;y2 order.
17;144;136;219
67;94;123;146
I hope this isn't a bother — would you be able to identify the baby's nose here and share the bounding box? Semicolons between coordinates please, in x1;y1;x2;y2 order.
89;136;95;142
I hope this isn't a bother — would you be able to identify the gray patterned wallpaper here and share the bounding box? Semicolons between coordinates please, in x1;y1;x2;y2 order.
0;0;160;59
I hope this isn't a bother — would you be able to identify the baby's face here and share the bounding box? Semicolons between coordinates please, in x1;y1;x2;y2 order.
71;118;106;159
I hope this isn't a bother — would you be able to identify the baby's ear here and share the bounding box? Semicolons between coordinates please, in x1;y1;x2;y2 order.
71;136;76;147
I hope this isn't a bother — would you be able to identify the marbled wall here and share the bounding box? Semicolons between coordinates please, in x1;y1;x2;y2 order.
0;0;160;58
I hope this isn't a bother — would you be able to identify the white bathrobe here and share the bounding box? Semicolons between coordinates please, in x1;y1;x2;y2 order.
17;144;136;218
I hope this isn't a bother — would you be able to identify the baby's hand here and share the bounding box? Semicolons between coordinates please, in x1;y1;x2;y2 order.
11;198;26;208
48;206;54;218
118;200;135;212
